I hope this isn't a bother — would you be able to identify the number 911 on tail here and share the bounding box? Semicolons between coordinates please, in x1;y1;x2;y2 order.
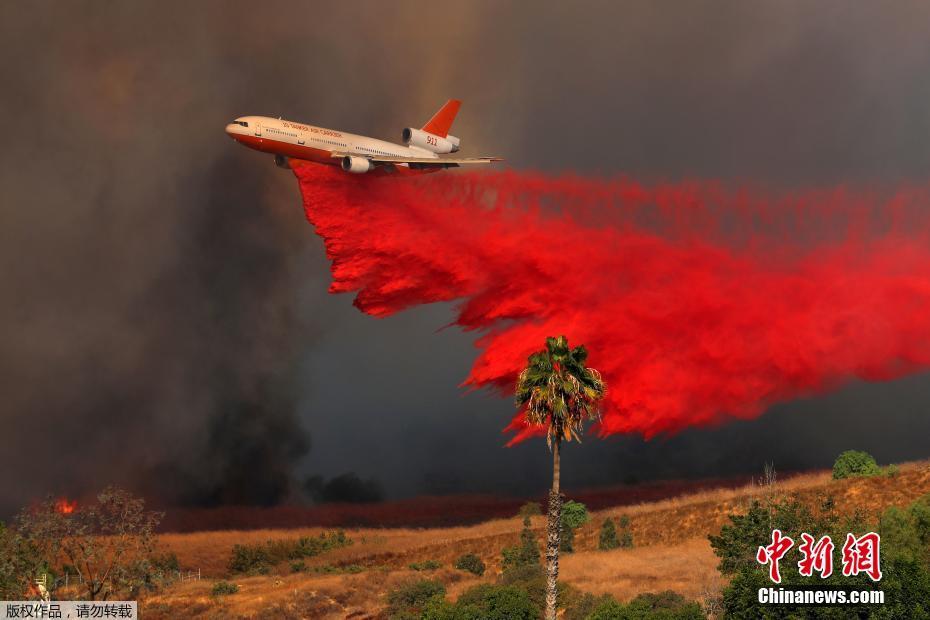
224;99;503;175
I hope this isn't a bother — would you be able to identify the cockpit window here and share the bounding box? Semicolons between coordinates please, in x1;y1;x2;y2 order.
232;120;249;127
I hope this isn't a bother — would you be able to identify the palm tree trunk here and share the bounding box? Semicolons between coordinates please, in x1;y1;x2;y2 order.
545;438;562;620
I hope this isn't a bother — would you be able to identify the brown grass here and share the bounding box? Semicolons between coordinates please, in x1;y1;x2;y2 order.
560;538;721;603
143;461;930;618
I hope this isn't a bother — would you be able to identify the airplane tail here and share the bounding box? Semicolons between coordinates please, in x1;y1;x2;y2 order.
422;99;461;138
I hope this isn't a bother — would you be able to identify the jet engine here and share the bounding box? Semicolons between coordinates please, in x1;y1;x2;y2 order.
274;154;291;169
402;128;460;154
341;155;373;173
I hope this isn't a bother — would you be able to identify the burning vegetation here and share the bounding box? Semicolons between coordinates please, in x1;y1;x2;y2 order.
54;498;77;515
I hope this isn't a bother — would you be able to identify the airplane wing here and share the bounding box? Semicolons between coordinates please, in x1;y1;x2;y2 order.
332;153;503;168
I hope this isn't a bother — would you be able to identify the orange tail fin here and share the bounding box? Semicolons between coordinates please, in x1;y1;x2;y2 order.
421;99;461;138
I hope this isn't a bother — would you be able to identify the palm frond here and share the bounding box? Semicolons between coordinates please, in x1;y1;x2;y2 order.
514;335;608;448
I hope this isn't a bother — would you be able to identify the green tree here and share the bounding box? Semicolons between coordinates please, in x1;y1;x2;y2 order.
561;501;590;530
586;591;704;619
832;450;880;479
387;579;446;619
560;501;589;553
211;580;239;595
516;335;606;620
599;518;620;551
502;517;541;575
618;515;634;548
453;553;486;576
0;522;44;599
455;583;539;620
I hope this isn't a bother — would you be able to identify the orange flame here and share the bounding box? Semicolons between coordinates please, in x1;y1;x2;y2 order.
55;498;77;514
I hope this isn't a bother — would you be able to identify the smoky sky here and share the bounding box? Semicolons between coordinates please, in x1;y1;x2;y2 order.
2;1;930;515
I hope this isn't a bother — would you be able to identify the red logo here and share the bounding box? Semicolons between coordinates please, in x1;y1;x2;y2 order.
757;529;794;583
758;530;882;583
841;532;882;581
798;533;835;578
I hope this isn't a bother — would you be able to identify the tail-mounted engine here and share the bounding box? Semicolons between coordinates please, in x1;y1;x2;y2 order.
402;128;460;154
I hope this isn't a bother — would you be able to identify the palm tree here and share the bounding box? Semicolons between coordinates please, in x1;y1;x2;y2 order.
516;335;607;620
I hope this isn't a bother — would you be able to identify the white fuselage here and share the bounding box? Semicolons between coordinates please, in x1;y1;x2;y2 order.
224;116;438;167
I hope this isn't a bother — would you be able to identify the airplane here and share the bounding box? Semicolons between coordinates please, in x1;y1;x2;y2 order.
224;99;502;174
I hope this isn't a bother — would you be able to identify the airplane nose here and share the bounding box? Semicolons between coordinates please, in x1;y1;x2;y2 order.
224;123;238;138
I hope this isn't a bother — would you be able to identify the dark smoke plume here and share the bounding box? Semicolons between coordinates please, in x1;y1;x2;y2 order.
135;158;313;507
0;4;322;514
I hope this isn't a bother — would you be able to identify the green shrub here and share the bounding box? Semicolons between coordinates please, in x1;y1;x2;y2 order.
229;530;352;574
627;591;704;618
455;583;539;620
562;501;590;530
561;522;576;552
211;580;239;596
453;553;485;576
518;502;542;518
563;592;615;620
312;563;364;574
882;494;930;565
584;597;626;619
599;518;620;550
617;515;634;548
560;501;589;553
884;463;900;478
620;530;634;548
419;598;461;620
832;450;880;479
497;565;580;615
502;517;540;575
584;591;703;619
149;552;180;573
500;562;545;588
387;579;446;618
228;543;271;574
417;585;541;620
290;560;306;573
912;494;930;547
409;559;442;571
501;566;581;613
291;530;352;558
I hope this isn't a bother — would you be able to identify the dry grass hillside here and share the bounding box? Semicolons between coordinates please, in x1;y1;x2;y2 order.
141;461;930;619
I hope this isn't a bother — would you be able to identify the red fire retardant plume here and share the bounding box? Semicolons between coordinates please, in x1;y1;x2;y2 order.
293;162;930;444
